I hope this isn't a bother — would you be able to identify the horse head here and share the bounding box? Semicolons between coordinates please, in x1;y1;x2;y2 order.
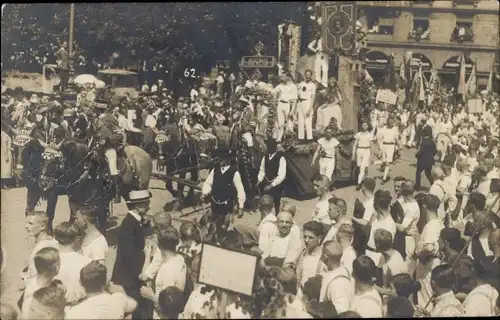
38;147;65;191
155;131;171;170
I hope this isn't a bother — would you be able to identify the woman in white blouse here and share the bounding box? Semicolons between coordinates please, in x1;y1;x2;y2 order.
140;226;187;319
76;208;108;264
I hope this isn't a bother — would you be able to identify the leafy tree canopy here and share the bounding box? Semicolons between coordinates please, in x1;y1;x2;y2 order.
1;3;310;74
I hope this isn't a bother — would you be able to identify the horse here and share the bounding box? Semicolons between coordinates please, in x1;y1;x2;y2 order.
23;140;63;234
155;123;206;209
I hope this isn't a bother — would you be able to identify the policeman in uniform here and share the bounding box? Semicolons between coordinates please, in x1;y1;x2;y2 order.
257;138;287;215
202;149;246;235
94;99;124;203
296;69;316;141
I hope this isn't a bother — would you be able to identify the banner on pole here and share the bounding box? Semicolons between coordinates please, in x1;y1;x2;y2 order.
376;89;398;105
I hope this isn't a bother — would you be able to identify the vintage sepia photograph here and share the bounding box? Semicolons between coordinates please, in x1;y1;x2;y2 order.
1;1;500;319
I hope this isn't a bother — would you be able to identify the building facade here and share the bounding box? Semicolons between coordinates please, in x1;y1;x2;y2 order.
359;0;499;87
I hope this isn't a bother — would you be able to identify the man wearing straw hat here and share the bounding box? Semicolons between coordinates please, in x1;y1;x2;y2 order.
111;189;153;320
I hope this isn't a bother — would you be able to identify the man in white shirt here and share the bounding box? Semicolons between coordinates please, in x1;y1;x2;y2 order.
319;241;353;314
296;69;316;141
202;149;246;230
435;114;453;161
311;175;334;228
352;177;376;254
353;121;374;188
274;72;298;141
323;197;352;243
257;138;287;215
266;211;302;267
414;264;464;317
65;261;137;319
308;32;329;87
378;118;400;184
257;195;279;259
53;221;92;305
365;189;396;266
337;224;357;276
429;166;457;220
396;181;420;260
410;194;443;310
312;127;340;181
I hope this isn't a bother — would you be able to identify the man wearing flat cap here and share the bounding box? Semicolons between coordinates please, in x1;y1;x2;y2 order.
94;99;124;203
201;148;246;236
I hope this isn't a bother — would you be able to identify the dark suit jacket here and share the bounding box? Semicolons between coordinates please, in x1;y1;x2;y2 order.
416;137;437;169
111;213;145;289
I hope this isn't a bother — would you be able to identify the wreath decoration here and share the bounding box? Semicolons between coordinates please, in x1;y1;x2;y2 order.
230;84;278;140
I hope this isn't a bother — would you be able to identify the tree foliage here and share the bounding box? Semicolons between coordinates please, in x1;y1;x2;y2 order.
2;3;310;74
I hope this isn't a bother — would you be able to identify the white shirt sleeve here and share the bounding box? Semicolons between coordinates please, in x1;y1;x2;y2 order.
284;235;303;266
233;171;246;209
258;157;266;184
113;292;138;315
258;223;277;259
144;248;162;280
308;40;318;53
271;157;287;187
202;169;215;196
145;115;157;129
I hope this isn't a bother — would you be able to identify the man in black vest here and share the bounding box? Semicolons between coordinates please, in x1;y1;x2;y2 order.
202;149;246;235
257;138;287;214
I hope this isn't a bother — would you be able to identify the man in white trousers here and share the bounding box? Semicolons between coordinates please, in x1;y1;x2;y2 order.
353;121;374;190
378;117;400;184
308;32;329;88
296;69;316;141
273;72;298;142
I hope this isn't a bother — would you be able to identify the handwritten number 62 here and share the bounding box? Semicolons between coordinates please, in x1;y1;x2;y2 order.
184;68;196;78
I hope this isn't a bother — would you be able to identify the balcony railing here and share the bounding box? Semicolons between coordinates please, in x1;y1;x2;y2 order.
366;33;393;42
409;0;433;6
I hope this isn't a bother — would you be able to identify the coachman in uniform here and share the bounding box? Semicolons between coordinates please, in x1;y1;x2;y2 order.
202;148;246;236
94;99;124;203
257;138;287;215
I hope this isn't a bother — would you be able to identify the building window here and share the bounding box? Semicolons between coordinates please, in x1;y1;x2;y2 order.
367;18;394;35
452;0;478;8
409;19;430;41
451;22;474;42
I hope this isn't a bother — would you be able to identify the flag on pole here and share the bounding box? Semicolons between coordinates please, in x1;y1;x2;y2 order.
457;54;466;96
418;65;425;102
465;60;477;98
411;63;425;108
427;68;437;105
486;59;494;93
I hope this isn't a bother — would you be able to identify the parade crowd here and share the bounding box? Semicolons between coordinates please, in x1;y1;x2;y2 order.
2;50;500;319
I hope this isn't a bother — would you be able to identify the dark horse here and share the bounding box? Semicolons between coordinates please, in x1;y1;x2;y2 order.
30;137;153;234
23;140;62;233
156;123;204;209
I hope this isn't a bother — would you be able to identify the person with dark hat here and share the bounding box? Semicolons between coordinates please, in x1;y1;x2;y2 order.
257;137;287;215
111;190;153;319
415;125;437;190
201;148;246;234
94;98;124;203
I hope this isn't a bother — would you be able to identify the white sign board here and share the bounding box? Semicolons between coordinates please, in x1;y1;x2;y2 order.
467;98;483;114
197;244;258;296
376;89;398;105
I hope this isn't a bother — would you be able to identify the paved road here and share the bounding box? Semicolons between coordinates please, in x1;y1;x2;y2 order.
0;147;427;307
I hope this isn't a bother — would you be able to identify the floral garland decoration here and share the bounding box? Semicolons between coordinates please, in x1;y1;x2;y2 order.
229;85;278;138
